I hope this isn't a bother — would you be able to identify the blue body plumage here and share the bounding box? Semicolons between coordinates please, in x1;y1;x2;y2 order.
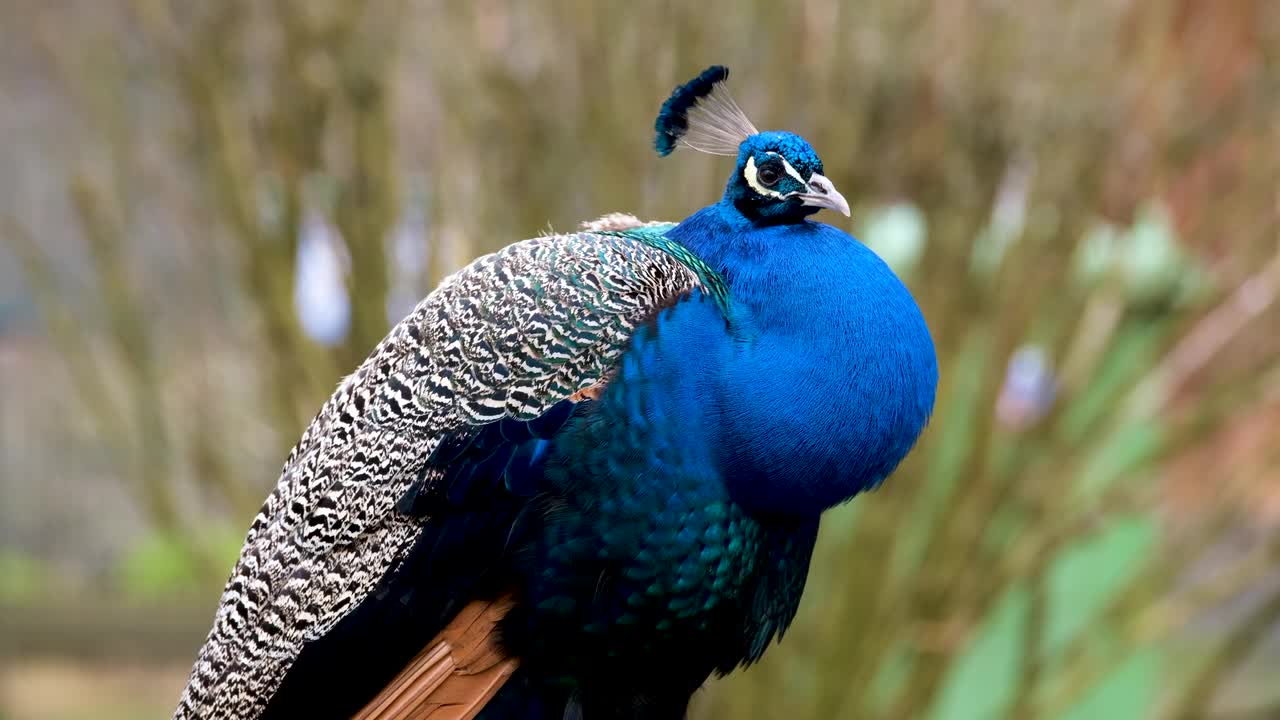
226;66;936;720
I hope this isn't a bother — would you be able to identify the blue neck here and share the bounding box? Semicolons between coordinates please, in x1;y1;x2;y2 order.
665;200;938;516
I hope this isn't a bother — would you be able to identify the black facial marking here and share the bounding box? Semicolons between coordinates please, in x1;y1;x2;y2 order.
756;157;783;188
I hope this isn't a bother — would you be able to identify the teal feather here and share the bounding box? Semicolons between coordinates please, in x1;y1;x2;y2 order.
593;223;733;322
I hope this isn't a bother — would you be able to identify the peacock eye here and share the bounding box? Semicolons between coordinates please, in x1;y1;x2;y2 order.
756;163;781;187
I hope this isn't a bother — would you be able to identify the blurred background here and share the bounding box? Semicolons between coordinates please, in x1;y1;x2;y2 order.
2;1;1279;718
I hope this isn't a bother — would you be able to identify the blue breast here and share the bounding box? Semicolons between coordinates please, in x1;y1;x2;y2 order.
667;202;939;515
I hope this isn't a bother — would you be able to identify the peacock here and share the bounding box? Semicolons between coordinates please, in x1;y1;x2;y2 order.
174;65;938;720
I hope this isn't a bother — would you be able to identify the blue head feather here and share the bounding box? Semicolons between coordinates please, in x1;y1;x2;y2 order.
655;69;839;224
726;132;827;224
654;66;731;156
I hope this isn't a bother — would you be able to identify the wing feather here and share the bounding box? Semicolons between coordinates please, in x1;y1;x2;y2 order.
175;223;704;720
352;596;517;720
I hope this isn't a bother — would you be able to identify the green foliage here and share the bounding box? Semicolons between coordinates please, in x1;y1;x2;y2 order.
859;203;928;274
1044;519;1156;660
116;533;205;600
0;549;51;603
928;553;1149;720
930;585;1030;720
115;528;246;600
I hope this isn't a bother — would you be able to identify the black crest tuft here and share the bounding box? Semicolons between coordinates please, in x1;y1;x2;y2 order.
654;66;732;156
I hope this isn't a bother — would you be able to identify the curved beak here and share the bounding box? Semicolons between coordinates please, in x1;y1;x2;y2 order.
797;173;851;217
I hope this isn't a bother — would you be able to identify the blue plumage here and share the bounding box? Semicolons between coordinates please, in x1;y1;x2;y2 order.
666;204;937;512
220;66;936;720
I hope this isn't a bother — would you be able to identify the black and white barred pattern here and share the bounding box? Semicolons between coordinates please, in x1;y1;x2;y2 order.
175;221;702;719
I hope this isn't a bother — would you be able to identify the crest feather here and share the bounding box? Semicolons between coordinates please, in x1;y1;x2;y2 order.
654;66;758;157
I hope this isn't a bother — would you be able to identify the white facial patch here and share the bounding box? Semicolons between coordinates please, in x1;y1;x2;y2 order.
744;152;809;199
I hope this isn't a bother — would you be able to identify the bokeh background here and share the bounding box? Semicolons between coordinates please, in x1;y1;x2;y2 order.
2;1;1279;718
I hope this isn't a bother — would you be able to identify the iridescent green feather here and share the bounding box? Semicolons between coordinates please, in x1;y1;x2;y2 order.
595;224;733;321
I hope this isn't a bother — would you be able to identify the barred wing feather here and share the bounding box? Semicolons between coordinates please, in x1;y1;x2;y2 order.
175;219;705;720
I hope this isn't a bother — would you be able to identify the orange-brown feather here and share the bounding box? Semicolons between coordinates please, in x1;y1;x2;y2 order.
354;597;517;720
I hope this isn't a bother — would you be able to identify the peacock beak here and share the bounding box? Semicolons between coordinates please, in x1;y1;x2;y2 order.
798;173;851;217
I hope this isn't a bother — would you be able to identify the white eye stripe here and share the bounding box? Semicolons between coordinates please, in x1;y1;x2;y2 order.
744;156;788;199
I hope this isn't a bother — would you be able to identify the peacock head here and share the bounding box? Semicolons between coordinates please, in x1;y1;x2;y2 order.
654;66;850;224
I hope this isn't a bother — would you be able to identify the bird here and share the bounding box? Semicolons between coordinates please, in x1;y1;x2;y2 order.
174;65;938;720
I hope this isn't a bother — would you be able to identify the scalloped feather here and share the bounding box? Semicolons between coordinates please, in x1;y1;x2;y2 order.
654;66;758;157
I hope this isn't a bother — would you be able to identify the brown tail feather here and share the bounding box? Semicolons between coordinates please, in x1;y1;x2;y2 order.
353;597;518;720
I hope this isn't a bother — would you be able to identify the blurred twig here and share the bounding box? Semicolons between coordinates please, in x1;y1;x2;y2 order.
1129;248;1280;420
68;176;179;533
1168;575;1280;719
1;216;122;442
